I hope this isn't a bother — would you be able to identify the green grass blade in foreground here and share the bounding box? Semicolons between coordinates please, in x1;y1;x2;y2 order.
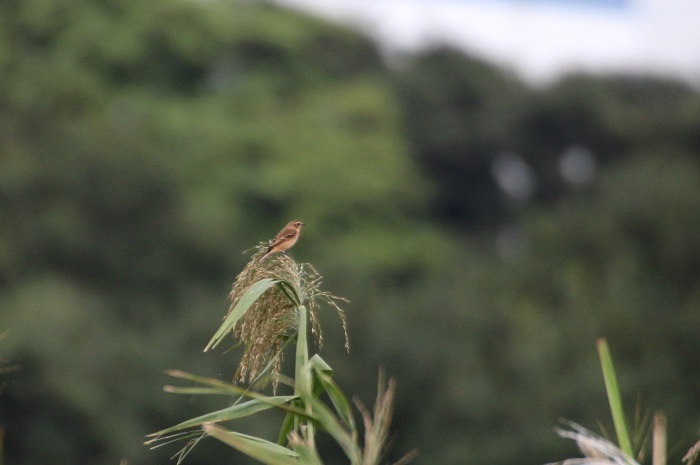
205;278;279;352
202;424;299;465
145;430;203;449
277;339;298;446
309;354;332;392
149;370;309;439
159;387;233;396
596;338;634;458
294;305;316;443
277;398;301;446
307;394;362;465
153;395;297;435
278;355;355;446
161;370;246;395
295;305;310;398
310;355;356;430
277;307;315;447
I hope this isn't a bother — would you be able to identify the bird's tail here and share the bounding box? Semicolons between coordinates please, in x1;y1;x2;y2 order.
260;244;273;259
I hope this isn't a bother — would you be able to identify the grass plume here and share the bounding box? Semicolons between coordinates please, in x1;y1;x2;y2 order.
354;371;418;465
226;244;349;390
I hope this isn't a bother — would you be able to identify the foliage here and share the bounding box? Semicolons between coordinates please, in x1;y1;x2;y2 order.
147;252;412;465
597;339;633;459
205;245;348;390
551;339;699;465
0;0;699;464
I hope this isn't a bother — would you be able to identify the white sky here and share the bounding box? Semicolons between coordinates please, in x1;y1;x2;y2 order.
274;0;700;85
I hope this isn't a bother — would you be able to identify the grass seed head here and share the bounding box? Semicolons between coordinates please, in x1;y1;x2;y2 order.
226;243;349;391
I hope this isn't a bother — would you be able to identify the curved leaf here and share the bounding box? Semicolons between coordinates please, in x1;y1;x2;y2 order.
205;278;279;352
203;424;299;465
154;395;297;435
310;356;355;431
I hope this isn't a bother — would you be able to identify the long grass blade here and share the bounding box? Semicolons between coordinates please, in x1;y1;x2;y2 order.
596;338;634;458
149;371;309;438
162;387;234;396
278;355;342;446
310;355;355;430
295;305;310;398
277;399;300;446
153;396;297;435
172;431;207;465
202;424;299;465
161;370;246;396
309;354;332;386
276;337;298;446
145;430;201;448
205;278;279;352
294;304;316;444
307;395;362;465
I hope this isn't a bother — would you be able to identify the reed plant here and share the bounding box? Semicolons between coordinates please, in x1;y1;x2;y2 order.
146;245;414;465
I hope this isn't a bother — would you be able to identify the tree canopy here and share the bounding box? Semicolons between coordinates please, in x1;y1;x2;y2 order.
1;1;699;464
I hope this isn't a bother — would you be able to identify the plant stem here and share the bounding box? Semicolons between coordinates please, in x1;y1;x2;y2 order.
596;338;634;458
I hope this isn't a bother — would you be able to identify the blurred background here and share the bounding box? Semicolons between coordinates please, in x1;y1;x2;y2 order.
0;0;699;464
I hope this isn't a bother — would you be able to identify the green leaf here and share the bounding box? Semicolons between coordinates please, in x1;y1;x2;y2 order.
278;355;342;446
308;354;332;375
161;371;312;416
310;356;356;431
162;370;246;396
204;278;279;352
203;424;299;465
596;338;634;458
150;371;311;439
293;305;315;442
144;430;205;449
295;305;310;399
306;395;361;465
277;398;300;446
276;280;301;306
153;395;297;435
162;386;235;396
310;355;331;399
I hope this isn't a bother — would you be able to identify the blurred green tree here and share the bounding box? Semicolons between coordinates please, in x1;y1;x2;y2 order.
0;0;444;464
1;1;700;465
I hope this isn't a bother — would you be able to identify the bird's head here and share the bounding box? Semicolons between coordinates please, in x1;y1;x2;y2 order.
288;220;305;229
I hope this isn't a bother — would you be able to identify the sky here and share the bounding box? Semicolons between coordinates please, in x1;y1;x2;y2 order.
274;0;700;85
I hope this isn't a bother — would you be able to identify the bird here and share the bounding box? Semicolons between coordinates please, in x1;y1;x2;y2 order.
262;220;305;258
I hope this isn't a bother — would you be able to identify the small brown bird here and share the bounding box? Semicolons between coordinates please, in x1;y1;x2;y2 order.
263;220;305;257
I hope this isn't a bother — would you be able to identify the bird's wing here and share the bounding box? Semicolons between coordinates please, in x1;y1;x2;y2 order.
269;228;298;247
